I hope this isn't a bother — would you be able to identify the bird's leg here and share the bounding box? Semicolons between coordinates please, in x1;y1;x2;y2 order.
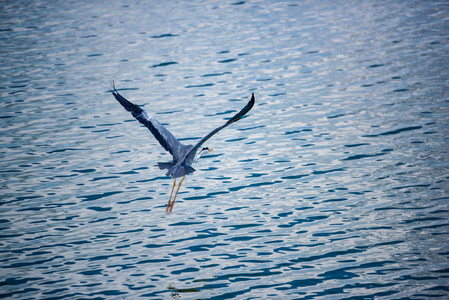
166;178;177;214
167;175;186;214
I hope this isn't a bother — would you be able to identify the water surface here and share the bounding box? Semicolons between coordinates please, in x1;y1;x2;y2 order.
1;0;449;299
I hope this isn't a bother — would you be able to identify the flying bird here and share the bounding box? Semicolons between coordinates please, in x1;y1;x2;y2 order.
110;83;255;214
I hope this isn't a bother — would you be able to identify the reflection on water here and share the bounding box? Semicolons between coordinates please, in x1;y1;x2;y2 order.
1;0;449;299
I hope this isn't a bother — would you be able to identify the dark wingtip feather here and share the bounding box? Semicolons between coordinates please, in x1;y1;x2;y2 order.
226;93;255;125
109;81;116;92
109;81;120;95
110;83;143;114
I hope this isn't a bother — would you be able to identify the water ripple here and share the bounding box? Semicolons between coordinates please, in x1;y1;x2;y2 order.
1;0;448;299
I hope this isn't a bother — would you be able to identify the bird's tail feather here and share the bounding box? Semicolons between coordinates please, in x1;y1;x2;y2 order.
158;162;195;178
157;162;174;170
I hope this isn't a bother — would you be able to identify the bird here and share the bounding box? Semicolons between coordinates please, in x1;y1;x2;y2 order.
110;82;255;214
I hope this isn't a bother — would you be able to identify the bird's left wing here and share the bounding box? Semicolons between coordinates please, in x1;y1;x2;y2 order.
110;83;182;156
186;93;255;158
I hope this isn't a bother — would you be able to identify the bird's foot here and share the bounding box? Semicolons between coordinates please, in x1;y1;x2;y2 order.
165;201;173;214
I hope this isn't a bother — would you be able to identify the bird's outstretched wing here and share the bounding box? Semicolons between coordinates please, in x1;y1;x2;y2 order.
110;83;182;156
186;93;255;158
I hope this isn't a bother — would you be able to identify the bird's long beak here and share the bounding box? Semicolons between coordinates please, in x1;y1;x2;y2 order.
209;148;213;152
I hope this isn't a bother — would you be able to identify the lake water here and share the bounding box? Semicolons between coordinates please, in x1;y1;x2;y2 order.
1;0;449;299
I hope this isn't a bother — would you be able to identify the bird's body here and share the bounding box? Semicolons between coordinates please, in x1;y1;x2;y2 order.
110;83;255;213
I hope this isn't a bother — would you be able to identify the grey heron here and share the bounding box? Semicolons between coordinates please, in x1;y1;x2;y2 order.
110;83;255;214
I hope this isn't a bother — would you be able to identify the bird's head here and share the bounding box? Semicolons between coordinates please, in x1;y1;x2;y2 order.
194;147;213;162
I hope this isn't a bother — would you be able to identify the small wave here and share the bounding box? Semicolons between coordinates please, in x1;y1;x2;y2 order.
150;33;178;38
78;191;123;202
185;83;214;88
363;126;422;137
218;59;237;63
150;61;178;68
312;168;346;175
228;180;282;192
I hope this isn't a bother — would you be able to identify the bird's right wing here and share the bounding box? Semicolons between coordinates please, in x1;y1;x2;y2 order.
186;93;255;158
110;83;181;156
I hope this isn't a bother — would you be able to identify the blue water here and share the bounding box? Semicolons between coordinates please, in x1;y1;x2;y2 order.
1;0;449;299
